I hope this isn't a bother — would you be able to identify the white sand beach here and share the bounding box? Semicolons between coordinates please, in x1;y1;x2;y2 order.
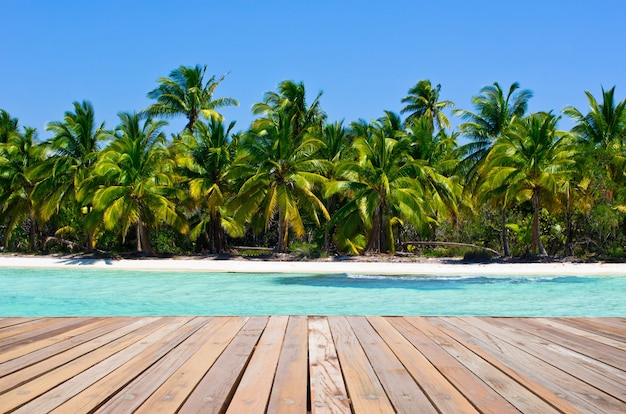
1;254;626;276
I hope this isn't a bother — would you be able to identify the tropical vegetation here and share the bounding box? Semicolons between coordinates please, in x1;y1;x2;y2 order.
1;66;626;259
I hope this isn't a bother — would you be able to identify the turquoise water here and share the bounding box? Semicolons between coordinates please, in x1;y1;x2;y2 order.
1;267;625;316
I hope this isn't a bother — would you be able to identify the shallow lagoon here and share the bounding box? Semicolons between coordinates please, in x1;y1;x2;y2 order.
1;267;625;316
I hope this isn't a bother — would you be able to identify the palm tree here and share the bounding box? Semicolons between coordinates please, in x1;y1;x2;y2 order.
89;113;187;255
30;100;107;249
401;80;454;131
564;86;626;147
455;82;533;256
252;80;325;137
142;64;239;131
479;112;576;256
230;111;330;252
230;82;329;252
173;117;242;253
0;110;19;144
326;112;458;254
564;86;626;191
0;127;46;250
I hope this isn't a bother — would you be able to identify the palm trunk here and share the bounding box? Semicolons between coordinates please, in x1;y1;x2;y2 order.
136;220;154;256
531;191;547;256
366;205;387;253
209;210;223;254
276;208;288;253
28;211;38;252
565;185;574;256
500;207;510;257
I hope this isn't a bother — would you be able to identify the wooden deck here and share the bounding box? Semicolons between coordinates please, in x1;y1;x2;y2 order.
0;316;624;413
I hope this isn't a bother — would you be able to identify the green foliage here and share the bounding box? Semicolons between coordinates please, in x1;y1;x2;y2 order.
1;73;626;260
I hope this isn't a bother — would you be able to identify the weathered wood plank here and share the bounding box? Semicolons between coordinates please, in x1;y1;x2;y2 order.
177;316;268;414
0;317;94;350
370;316;479;413
402;316;519;414
557;318;626;342
0;316;622;414
503;318;626;372
6;317;187;414
328;316;395;414
123;316;248;414
267;315;309;414
429;317;584;414
350;316;437;413
0;317;166;412
426;317;563;413
48;317;208;414
225;315;289;414
96;317;230;413
0;317;38;330
308;316;350;414
0;317;115;365
480;318;626;404
0;317;130;379
541;318;626;352
457;317;622;413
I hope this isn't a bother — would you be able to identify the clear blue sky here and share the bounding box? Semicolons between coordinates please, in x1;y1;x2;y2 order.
1;1;624;139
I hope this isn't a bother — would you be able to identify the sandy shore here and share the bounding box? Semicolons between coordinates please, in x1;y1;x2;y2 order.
1;254;626;276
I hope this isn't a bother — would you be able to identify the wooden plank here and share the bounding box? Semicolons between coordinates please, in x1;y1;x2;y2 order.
328;316;395;414
425;317;561;413
502;318;626;371
0;317;38;330
402;316;520;413
429;317;585;414
266;315;308;414
0;317;114;365
452;316;619;413
0;318;51;340
557;318;626;342
477;318;626;404
48;317;208;414
369;317;479;413
3;317;183;413
177;316;269;414
109;317;247;414
542;318;626;351
350;316;437;413
0;318;153;391
582;318;626;337
225;315;289;414
308;316;351;414
0;317;93;349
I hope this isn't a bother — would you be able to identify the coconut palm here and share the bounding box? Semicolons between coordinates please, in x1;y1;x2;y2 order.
401;80;454;131
455;82;533;255
252;80;325;136
230;112;330;252
230;81;330;252
326;112;458;254
564;86;626;191
88;112;187;255
30;100;107;249
173;117;242;253
479;112;576;256
142;64;239;132
0;110;19;144
0;127;46;250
